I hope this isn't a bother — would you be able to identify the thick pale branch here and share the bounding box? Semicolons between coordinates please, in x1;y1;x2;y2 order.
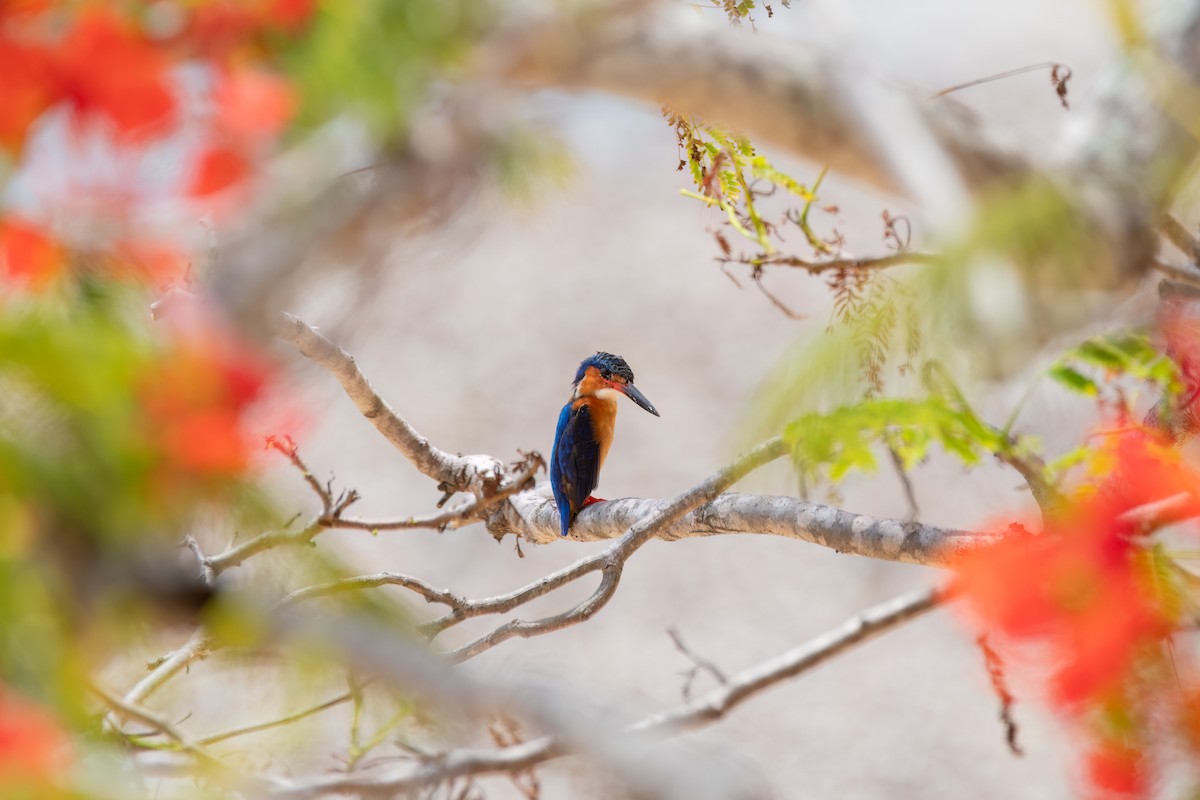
491;489;996;567
491;9;1027;194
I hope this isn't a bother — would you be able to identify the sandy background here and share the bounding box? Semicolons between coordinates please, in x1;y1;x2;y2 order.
163;2;1138;797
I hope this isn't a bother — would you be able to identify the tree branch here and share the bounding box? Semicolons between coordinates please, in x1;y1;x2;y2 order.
275;313;503;494
489;8;1027;195
493;2;1200;290
490;489;997;567
633;586;942;733
92;682;272;792
124;630;211;706
447;438;791;661
266;586;942;798
749;251;940;274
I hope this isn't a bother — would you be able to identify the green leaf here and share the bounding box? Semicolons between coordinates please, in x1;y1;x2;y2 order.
782;395;1026;486
1047;364;1100;396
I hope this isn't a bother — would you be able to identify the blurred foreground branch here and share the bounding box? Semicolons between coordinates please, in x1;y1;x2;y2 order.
265;586;942;799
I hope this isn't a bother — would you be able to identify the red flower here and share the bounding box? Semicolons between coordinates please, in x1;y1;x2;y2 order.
50;9;176;139
1086;740;1147;798
0;36;53;151
0;219;62;289
189;146;250;197
141;333;272;477
185;0;315;59
214;68;295;145
0;687;70;789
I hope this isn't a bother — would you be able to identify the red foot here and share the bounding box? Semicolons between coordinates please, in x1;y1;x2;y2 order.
582;495;606;507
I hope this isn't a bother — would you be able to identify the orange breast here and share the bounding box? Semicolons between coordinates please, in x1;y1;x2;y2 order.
575;365;619;467
573;394;618;468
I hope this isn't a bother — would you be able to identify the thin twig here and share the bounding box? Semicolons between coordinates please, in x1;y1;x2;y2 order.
885;439;920;522
976;635;1022;757
199;693;355;746
92;683;251;782
634;586;943;733
744;250;938;274
183;535;215;586
124;630;211;706
1158;213;1200;263
667;627;728;701
1153;258;1200;286
327;453;542;534
932;62;1072;107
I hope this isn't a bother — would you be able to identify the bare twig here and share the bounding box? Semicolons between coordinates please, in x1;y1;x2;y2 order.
207;521;324;575
1159;213;1200;263
744;251;939;274
667;627;728;701
125;630;211;706
932;61;1072;109
976;635;1022;757
183;535;215;586
634;586;943;733
92;682;262;787
885;440;920;522
327;452;543;534
199;694;355;746
266;434;335;511
1153;258;1200;286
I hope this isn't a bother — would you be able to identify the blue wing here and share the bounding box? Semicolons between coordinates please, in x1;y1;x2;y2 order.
550;401;602;537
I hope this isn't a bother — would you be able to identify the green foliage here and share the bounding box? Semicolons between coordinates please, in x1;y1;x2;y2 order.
668;111;823;257
487;125;574;204
0;287;273;706
784;393;1017;486
283;0;493;143
1047;331;1181;399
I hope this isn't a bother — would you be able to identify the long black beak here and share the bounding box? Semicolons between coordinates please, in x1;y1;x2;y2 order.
622;383;660;417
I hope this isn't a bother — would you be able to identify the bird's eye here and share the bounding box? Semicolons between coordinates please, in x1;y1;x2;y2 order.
601;370;612;379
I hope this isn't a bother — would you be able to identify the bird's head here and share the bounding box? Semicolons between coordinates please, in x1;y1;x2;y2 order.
572;352;660;416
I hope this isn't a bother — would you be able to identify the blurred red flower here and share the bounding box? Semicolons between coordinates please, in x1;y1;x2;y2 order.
141;332;273;476
0;219;62;289
0;36;52;151
50;9;176;139
0;687;70;789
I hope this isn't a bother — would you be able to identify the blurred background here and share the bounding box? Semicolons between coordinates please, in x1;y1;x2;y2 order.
2;0;1167;797
201;1;1124;796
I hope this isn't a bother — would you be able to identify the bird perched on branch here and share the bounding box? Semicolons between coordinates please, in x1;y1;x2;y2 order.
551;352;660;537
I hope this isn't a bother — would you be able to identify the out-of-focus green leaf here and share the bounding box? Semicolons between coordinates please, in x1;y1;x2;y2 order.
1048;331;1181;399
283;0;493;143
783;396;1021;486
1047;364;1100;396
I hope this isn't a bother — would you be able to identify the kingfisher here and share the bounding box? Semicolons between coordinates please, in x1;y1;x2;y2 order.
550;352;660;537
